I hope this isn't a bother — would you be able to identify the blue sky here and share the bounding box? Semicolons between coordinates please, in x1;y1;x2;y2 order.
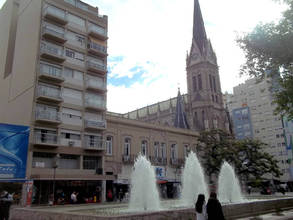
0;0;287;113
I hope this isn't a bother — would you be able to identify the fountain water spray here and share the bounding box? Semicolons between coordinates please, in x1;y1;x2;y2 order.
181;151;209;206
129;154;160;211
218;161;244;203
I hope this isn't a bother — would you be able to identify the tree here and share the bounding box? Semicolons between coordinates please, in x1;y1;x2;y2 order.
237;0;293;119
196;129;281;182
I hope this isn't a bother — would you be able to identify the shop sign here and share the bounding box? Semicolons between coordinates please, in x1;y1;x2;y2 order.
155;166;165;178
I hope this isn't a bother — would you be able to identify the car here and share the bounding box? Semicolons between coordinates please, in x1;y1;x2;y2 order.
260;187;272;195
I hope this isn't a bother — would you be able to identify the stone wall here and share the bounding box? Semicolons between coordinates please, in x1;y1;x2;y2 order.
10;198;293;220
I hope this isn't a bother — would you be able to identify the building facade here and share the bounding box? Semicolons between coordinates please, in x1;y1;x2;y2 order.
231;106;254;140
0;0;110;204
226;77;291;182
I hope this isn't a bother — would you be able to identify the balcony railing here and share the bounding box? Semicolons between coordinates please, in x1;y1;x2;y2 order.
34;132;58;146
88;25;107;40
122;154;135;164
86;60;107;74
84;137;105;150
84;98;106;110
39;64;64;82
40;42;65;62
85;78;106;91
149;156;167;166
43;6;68;25
42;26;66;43
87;42;107;57
84;119;106;130
35;110;61;124
37;85;63;103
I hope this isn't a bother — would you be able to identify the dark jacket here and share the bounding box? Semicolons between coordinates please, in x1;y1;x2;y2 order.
206;198;225;220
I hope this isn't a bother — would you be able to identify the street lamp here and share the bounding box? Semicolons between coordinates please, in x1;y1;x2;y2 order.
52;154;60;205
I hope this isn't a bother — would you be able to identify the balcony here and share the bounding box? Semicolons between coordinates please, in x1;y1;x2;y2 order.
149;156;167;166
43;6;68;25
84;119;106;130
34;132;58;148
84;137;105;151
87;42;107;57
42;26;67;44
85;77;106;92
40;42;65;63
86;60;107;74
88;25;107;41
122;154;135;164
39;63;64;83
35;109;61;125
84;98;106;111
169;158;184;167
36;85;63;103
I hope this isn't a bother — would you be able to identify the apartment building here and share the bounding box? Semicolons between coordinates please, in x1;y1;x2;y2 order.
226;77;291;182
0;0;110;203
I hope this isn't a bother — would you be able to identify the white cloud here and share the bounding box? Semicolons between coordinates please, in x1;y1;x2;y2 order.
0;0;286;113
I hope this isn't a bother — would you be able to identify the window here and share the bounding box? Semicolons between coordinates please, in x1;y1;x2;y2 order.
154;142;159;158
171;144;177;159
213;76;216;92
141;140;147;156
209;75;213;91
184;144;190;158
65;31;86;48
63;68;83;81
61;130;81;140
68;13;85;27
198;74;202;90
106;136;113;155
124;138;131;156
160;143;166;158
83;156;99;170
192;76;197;92
62;108;82;125
62;88;82;105
65;48;84;61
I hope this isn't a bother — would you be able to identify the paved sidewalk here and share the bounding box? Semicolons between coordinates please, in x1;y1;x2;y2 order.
237;209;293;220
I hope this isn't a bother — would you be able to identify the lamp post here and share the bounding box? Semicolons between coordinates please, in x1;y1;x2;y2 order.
52;154;60;205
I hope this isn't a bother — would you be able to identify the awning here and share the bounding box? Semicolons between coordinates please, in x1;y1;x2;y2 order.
157;180;168;184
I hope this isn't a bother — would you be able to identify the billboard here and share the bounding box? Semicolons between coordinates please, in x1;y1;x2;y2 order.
0;123;30;180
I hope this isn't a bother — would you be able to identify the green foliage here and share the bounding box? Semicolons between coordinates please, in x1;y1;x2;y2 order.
196;129;282;182
237;1;293;119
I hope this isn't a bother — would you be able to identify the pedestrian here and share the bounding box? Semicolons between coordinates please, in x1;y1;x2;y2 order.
0;191;13;220
118;189;123;202
195;194;207;220
107;189;113;202
206;192;225;220
70;191;77;204
247;186;251;195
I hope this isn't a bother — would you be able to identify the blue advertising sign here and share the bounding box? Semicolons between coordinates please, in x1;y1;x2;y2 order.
0;123;30;180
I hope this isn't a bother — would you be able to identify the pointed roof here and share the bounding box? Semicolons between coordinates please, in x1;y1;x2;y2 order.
174;89;190;129
193;0;207;54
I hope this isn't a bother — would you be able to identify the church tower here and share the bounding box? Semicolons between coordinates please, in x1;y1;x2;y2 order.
186;0;228;131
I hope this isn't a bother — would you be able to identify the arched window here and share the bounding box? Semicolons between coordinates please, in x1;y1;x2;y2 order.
106;136;113;155
170;144;177;159
198;74;202;90
124;137;131;156
192;76;197;92
141;140;148;156
154;142;159;158
184;144;190;158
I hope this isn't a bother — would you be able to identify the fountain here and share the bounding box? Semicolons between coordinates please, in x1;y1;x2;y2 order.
181;151;209;206
218;161;244;203
128;154;160;211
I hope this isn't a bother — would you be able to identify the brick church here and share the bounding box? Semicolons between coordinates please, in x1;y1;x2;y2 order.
122;0;230;132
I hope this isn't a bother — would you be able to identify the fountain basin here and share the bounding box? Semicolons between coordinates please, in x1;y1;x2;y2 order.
10;197;293;220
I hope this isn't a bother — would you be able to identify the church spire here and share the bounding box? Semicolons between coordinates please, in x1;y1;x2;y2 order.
193;0;207;54
174;88;190;129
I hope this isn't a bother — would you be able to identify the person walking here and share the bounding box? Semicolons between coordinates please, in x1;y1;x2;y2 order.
206;192;225;220
195;194;207;220
0;191;13;220
70;191;77;204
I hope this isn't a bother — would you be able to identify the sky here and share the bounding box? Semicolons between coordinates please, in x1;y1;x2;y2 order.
0;0;287;113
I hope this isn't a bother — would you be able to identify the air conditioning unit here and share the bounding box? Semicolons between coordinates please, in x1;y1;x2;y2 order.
68;141;75;146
